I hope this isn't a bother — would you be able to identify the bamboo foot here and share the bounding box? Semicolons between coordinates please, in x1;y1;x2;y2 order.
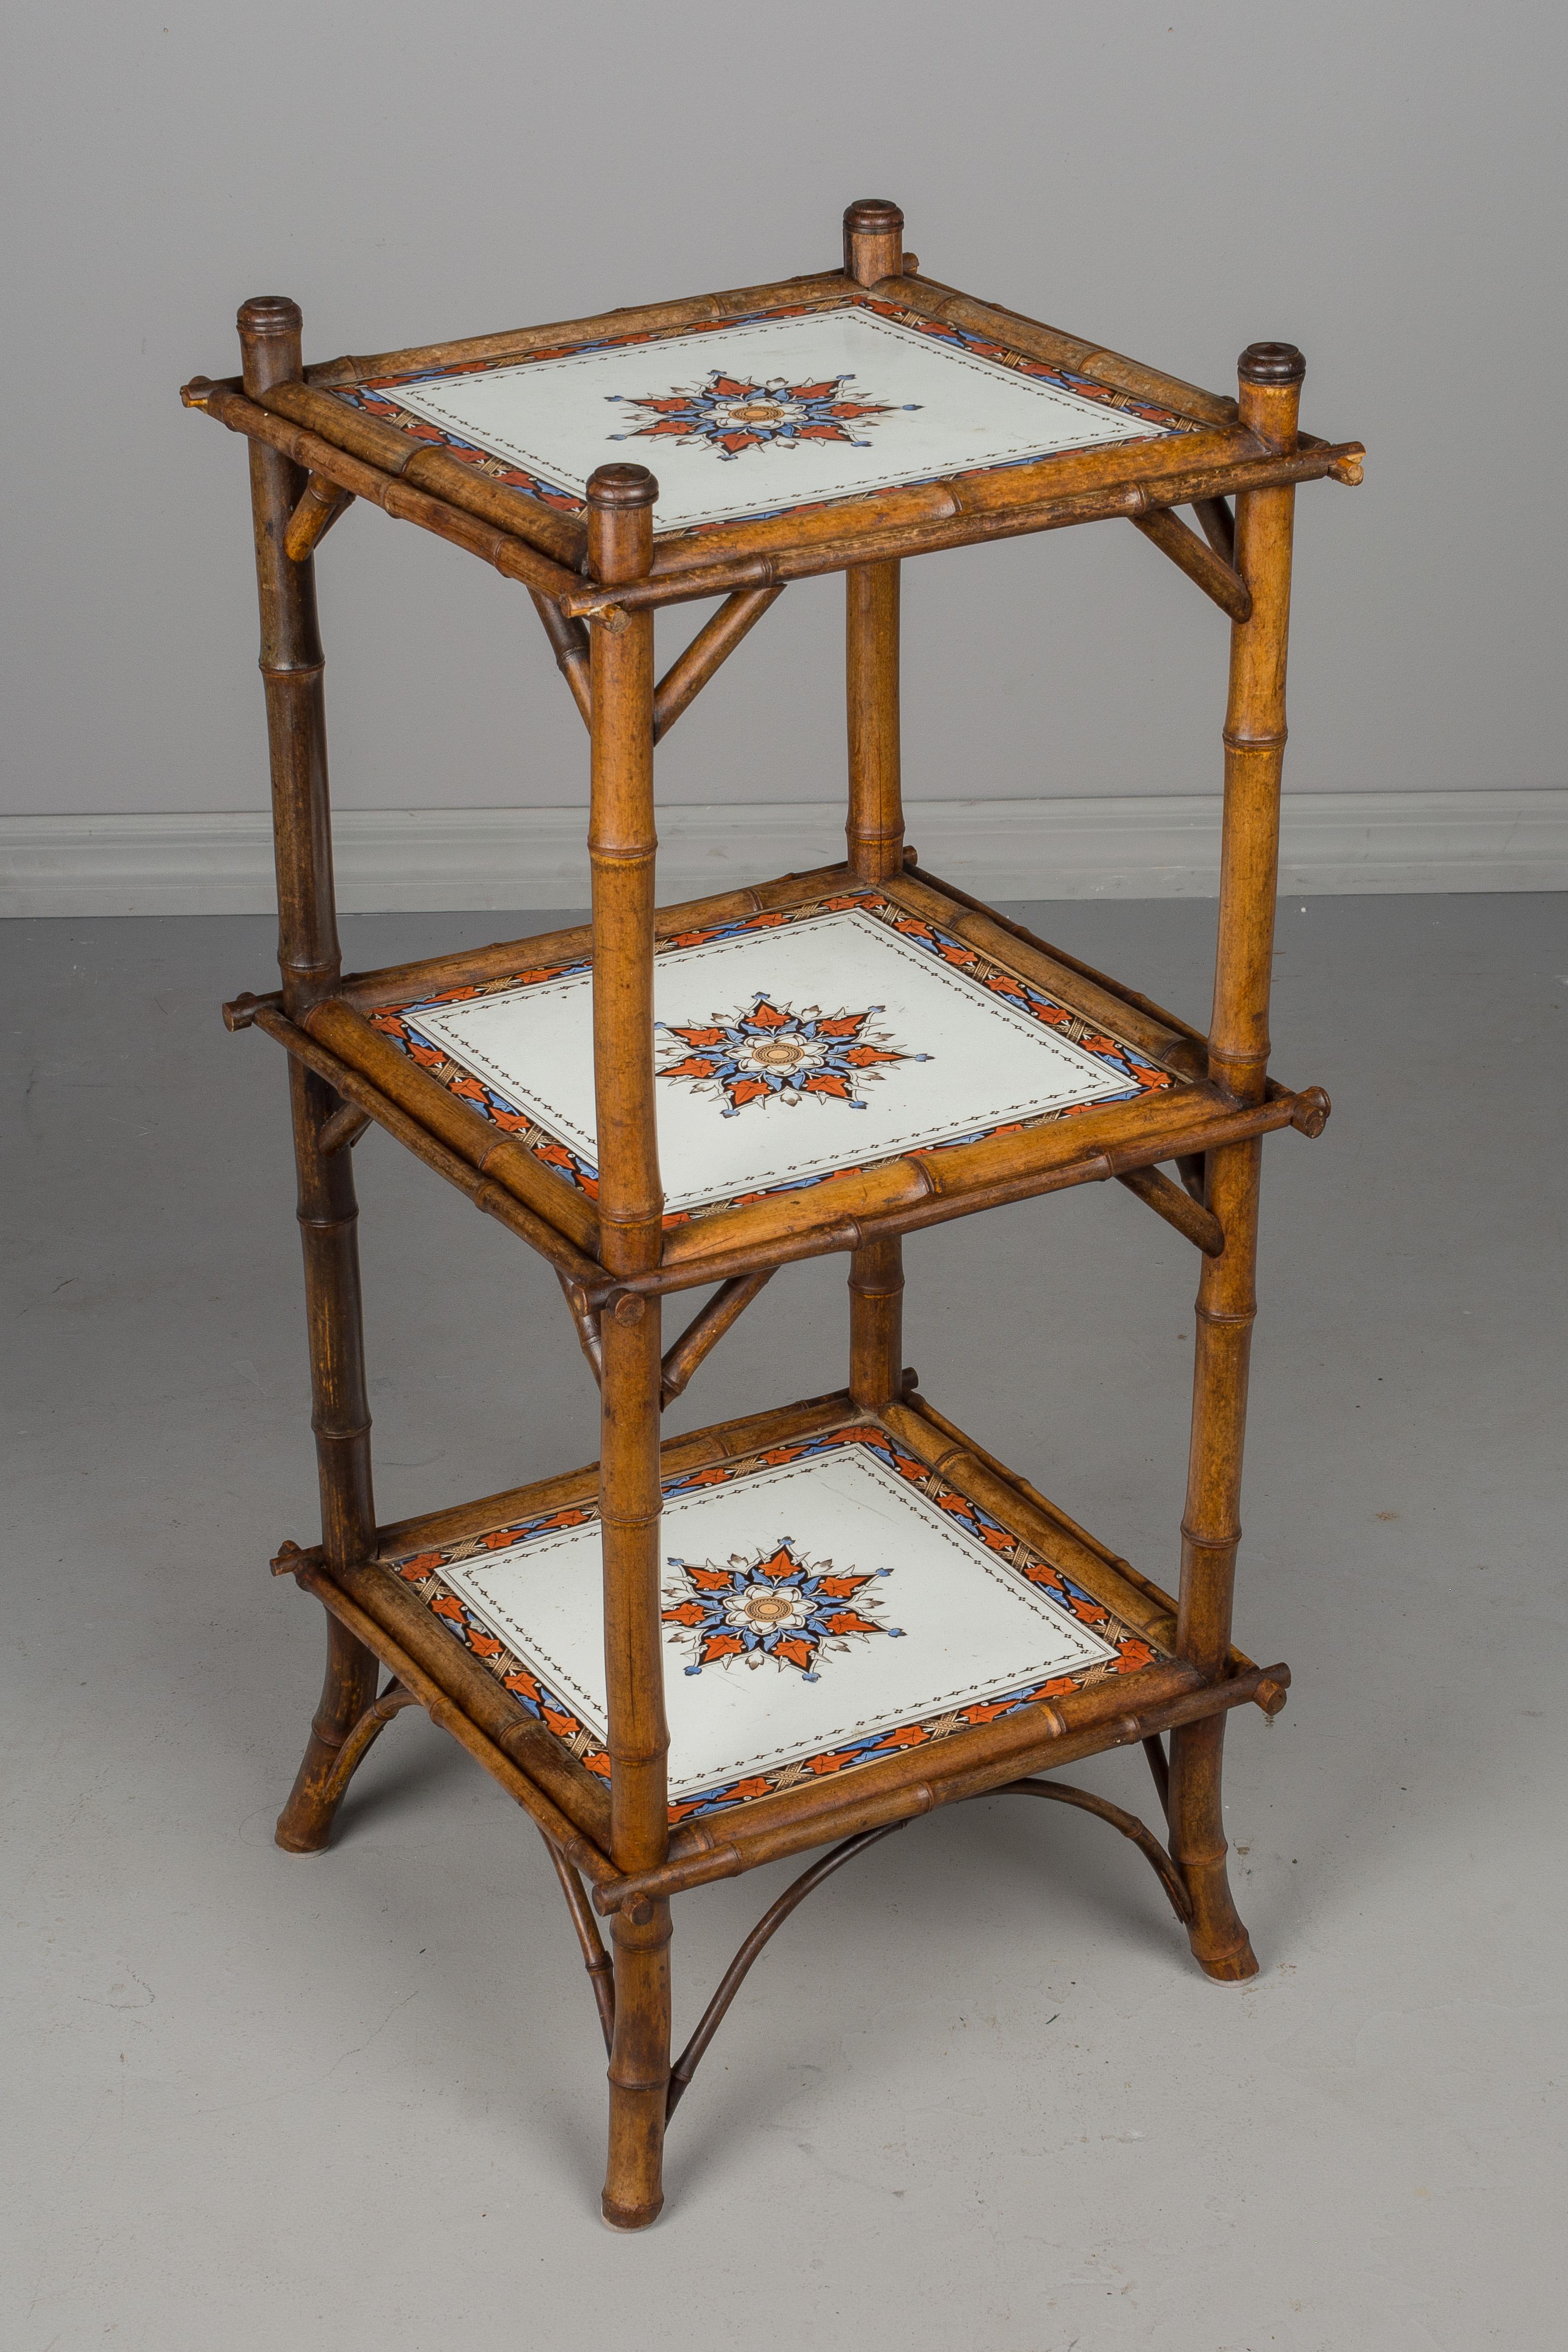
1167;1715;1258;1983
275;1613;380;1852
601;1901;672;2230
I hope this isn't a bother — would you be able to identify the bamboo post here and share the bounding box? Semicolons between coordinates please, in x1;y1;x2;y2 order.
848;1235;905;1410
586;463;672;2229
1169;341;1305;1979
237;298;381;1855
845;558;903;879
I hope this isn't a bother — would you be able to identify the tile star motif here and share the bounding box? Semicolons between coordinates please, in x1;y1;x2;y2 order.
606;368;920;461
656;993;928;1116
662;1537;902;1679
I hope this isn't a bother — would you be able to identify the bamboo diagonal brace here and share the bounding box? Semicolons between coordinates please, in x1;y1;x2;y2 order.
653;586;785;740
1191;496;1236;564
1131;507;1252;622
659;1271;773;1406
194;382;581;604
531;592;592;728
1116;1162;1225;1254
284;472;355;563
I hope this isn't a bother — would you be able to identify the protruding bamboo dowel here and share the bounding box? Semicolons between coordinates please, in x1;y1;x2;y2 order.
1131;506;1252;623
843;197;904;286
652;585;784;741
284;471;355;563
586;463;672;2231
1171;338;1306;1986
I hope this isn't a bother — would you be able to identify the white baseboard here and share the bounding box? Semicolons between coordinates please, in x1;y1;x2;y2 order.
2;791;1563;916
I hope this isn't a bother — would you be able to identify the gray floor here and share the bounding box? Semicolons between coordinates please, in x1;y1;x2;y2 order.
4;895;1563;2351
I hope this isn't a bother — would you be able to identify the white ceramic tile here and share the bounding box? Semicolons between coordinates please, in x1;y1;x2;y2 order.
375;305;1173;531
441;1441;1117;1799
405;907;1132;1213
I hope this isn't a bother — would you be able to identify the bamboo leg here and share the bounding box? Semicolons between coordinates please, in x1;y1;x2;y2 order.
586;465;673;2228
849;1235;904;1410
1170;344;1304;1979
236;299;381;1854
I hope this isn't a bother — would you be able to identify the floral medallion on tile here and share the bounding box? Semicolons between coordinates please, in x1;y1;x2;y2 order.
662;1537;902;1678
656;994;927;1116
605;369;920;461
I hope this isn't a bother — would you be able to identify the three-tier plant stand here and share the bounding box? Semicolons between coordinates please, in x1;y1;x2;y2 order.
183;200;1361;2228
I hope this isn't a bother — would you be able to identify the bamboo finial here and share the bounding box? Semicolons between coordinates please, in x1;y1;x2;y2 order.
237;297;303;399
1237;342;1306;385
843;198;903;286
587;463;657;586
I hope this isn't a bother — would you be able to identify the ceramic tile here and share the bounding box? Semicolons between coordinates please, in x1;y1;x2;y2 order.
378;893;1176;1221
337;297;1188;535
381;1422;1163;1821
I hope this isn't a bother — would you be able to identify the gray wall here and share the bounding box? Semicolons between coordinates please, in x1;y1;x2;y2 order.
4;0;1563;818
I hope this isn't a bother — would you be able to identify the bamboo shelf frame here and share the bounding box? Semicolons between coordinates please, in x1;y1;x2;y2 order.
184;199;1359;2231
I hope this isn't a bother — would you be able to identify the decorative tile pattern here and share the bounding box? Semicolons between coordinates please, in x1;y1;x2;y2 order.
371;892;1177;1224
379;1422;1165;1821
657;993;926;1118
607;367;920;462
334;296;1192;535
663;1537;902;1680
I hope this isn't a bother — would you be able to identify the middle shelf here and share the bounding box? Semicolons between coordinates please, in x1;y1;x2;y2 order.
242;860;1324;1289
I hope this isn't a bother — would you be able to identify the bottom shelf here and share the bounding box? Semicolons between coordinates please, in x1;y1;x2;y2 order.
280;1388;1286;1892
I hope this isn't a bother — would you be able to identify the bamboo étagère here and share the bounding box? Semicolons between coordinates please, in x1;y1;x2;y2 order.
186;202;1358;2229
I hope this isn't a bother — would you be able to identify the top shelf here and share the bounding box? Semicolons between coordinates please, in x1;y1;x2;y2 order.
183;247;1363;604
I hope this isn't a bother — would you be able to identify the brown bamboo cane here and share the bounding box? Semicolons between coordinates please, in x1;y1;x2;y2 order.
652;585;784;740
283;472;354;563
844;197;904;287
530;591;593;728
1169;341;1305;1982
659;1270;773;1406
1191;495;1236;564
234;298;383;1856
846;559;903;879
586;464;672;2230
1130;507;1252;623
561;436;1361;618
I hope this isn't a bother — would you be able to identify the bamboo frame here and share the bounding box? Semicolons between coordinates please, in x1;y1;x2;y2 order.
190;223;1353;2229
